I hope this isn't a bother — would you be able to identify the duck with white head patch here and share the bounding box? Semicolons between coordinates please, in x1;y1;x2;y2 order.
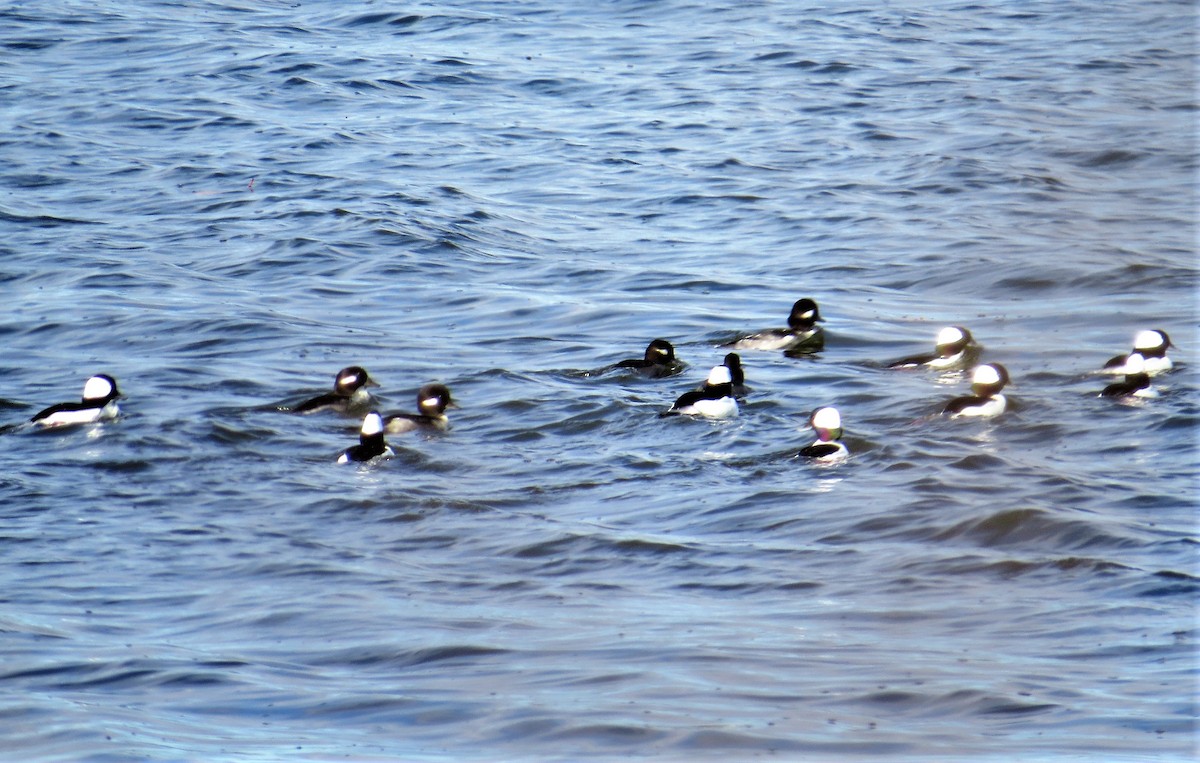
662;365;738;418
293;366;378;414
614;338;682;378
888;326;978;370
720;352;748;396
798;406;848;462
337;411;394;464
1100;353;1156;399
698;352;748;396
727;298;825;353
384;384;455;434
1103;330;1173;376
31;374;122;428
944;363;1010;418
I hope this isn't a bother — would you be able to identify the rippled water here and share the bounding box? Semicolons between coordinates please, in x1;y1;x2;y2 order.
1;1;1196;760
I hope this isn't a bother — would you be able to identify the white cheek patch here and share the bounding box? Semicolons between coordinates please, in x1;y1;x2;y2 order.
1133;330;1162;351
361;413;384;436
421;397;441;409
811;407;841;431
706;366;732;385
973;365;1001;386
82;376;113;400
1123;354;1146;374
936;326;965;345
799;310;814;320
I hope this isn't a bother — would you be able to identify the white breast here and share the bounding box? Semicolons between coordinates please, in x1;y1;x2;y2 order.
680;396;738;418
952;394;1006;418
35;402;118;428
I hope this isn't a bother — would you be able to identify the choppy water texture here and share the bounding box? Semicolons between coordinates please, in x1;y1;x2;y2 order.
1;1;1196;760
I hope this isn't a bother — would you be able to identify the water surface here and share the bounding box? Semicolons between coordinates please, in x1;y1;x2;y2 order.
0;1;1196;760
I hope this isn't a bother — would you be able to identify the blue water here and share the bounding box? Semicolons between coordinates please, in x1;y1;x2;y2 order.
1;1;1196;760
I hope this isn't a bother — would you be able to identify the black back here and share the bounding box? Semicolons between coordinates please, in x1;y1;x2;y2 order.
799;442;843;459
1101;373;1151;398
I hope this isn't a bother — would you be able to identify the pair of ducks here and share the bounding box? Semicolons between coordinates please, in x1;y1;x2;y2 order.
887;325;1011;418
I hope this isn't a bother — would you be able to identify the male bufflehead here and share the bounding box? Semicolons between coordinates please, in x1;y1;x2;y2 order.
337;411;394;464
728;298;825;353
31;374;121;428
1100;353;1156;399
384;384;454;434
615;339;682;378
888;326;978;370
1103;330;1173;376
698;352;748;396
798;406;848;462
944;363;1010;418
721;352;748;396
293;366;378;414
662;365;738;418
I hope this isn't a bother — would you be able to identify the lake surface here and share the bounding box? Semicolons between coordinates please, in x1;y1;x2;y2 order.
0;1;1196;760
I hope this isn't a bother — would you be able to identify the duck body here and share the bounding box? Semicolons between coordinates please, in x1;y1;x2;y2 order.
798;406;848;462
384;384;454;434
294;366;378;414
614;339;682;378
888;326;978;371
1100;354;1157;399
728;298;824;353
337;412;394;464
944;363;1010;418
31;374;121;428
663;366;738;418
1103;330;1173;376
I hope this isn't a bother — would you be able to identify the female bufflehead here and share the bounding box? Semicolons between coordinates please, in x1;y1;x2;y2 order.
293;366;378;414
944;363;1010;418
31;374;121;428
662;365;738;418
384;384;454;434
337;411;394;464
888;326;978;370
798;406;848;462
615;338;682;378
1103;330;1173;376
1100;353;1156;399
728;298;825;353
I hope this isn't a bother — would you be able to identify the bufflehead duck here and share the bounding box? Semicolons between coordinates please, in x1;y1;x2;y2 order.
384;384;454;434
698;352;748;396
31;374;121;428
944;363;1010;418
727;298;825;353
1103;330;1173;376
293;366;378;414
615;339;682;378
662;365;738;418
1100;353;1156;399
337;411;394;464
721;352;748;396
888;326;978;370
798;406;848;462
